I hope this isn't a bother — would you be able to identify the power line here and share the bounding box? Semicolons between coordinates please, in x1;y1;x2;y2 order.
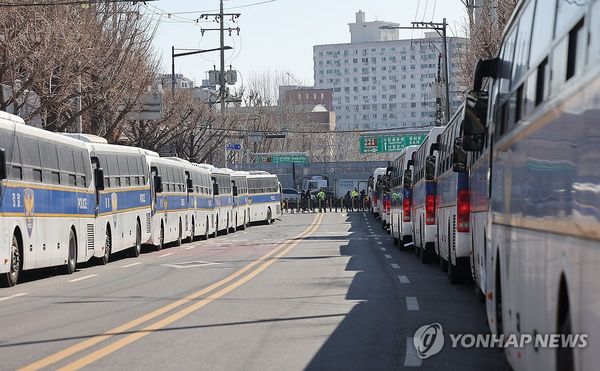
0;0;151;7
158;0;277;15
202;125;435;135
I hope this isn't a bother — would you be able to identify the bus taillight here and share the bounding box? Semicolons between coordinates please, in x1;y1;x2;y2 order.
426;194;436;225
457;189;470;232
402;198;411;222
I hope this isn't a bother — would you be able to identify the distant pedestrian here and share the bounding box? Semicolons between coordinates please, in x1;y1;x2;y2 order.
344;191;351;212
317;188;326;213
351;188;359;211
360;189;366;210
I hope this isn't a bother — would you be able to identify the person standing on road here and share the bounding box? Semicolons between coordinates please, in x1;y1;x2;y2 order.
351;188;359;212
317;188;326;213
344;191;351;212
360;189;366;210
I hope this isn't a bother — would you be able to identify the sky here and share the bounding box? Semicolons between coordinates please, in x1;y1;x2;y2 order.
146;0;468;88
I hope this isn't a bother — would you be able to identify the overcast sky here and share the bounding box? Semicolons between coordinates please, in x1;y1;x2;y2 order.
147;0;468;87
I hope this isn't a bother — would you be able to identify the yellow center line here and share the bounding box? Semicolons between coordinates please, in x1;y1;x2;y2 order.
60;213;324;370
19;214;323;371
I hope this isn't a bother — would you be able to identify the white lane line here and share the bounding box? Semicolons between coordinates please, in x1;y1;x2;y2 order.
68;274;98;283
404;241;415;247
391;263;400;269
122;262;143;268
185;246;196;250
0;292;28;302
385;254;392;259
159;253;173;258
406;296;420;311
398;275;410;284
377;241;382;245
404;337;423;367
379;247;386;251
374;236;380;240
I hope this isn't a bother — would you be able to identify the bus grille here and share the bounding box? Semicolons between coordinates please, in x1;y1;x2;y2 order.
86;224;94;250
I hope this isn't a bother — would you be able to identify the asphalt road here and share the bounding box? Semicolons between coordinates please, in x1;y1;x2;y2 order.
0;212;507;370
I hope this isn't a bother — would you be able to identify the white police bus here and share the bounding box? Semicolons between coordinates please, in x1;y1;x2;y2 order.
247;171;281;224
209;167;234;235
411;126;445;263
369;167;387;216
228;170;250;231
460;0;600;369
435;106;472;283
389;145;419;249
0;112;96;286
145;156;191;249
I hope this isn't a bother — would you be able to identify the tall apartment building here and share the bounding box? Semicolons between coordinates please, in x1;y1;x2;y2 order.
314;11;467;131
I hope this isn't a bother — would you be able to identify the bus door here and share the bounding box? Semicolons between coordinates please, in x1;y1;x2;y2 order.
150;166;159;216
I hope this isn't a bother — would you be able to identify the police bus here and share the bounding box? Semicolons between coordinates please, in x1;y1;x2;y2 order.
247;171;281;224
0;112;96;286
389;145;419;249
146;156;191;249
435;106;472;283
228;170;250;231
460;0;600;369
84;138;153;263
369;167;386;216
167;158;214;241
209;167;234;235
411;126;445;263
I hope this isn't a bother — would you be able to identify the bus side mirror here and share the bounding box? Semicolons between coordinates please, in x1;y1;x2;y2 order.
186;178;193;192
406;159;414;169
453;137;467;173
429;143;439;156
0;148;6;181
94;168;105;191
233;185;238;196
213;183;219;196
425;155;436;181
403;169;412;189
463;90;488;152
154;175;163;193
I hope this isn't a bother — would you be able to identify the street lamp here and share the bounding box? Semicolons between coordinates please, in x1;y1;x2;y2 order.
379;19;451;125
170;46;233;98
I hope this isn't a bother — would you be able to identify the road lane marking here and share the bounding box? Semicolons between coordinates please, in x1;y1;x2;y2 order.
67;274;98;283
184;246;196;250
58;213;325;371
377;241;382;245
22;213;324;371
398;275;410;283
404;337;423;367
0;292;28;302
406;297;419;311
374;236;380;240
121;262;142;268
385;254;392;259
159;253;173;258
404;241;414;247
379;247;386;252
391;263;400;269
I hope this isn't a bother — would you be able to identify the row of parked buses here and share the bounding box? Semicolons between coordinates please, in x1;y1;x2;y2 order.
381;1;600;370
0;111;282;287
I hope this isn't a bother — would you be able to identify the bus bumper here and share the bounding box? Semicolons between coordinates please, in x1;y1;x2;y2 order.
455;231;471;259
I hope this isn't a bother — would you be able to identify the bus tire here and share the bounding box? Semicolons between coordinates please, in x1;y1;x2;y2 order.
64;228;77;275
175;219;182;246
2;233;22;287
130;220;142;258
100;226;112;265
155;222;165;251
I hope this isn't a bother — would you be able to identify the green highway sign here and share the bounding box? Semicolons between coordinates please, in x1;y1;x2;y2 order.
358;133;427;154
254;153;310;164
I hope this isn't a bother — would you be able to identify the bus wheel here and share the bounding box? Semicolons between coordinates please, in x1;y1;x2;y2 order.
64;229;77;274
156;223;164;251
130;221;142;258
100;227;112;265
176;219;182;246
2;234;21;287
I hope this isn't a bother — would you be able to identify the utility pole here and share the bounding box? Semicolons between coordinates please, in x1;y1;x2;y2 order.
200;1;241;113
380;20;452;124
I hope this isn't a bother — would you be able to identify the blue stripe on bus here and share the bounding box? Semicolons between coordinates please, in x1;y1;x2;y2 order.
1;185;95;215
250;193;281;204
